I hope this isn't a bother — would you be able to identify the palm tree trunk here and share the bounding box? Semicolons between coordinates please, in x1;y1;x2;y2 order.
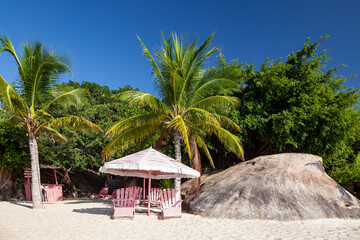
174;130;182;201
29;133;43;209
190;136;201;195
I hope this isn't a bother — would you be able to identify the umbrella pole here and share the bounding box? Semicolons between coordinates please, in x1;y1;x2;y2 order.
147;171;151;216
143;178;145;200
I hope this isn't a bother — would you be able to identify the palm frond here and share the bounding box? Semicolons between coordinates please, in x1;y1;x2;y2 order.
0;35;23;74
49;115;102;133
20;42;71;108
105;112;166;137
171;68;185;106
41;126;67;143
172;32;181;64
0;75;29;116
194;134;215;168
205;123;244;159
0;75;18;111
113;91;169;112
214;114;241;132
102;123;162;160
183;33;218;83
190;95;240;110
168;115;191;157
0;111;23;127
45;88;87;109
184;107;221;126
34;110;53;124
137;35;165;84
189;78;239;106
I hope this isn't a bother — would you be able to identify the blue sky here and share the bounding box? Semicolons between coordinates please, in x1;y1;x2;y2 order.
0;0;359;96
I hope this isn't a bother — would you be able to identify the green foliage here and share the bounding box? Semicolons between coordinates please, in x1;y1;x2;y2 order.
1;32;358;190
0;119;30;172
332;153;360;186
104;32;243;174
217;36;359;180
38;81;142;170
159;179;174;189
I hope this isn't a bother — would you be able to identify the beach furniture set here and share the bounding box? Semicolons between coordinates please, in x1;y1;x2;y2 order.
99;147;200;216
112;187;183;219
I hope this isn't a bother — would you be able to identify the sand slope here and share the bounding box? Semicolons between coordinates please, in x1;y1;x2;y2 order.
1;199;360;240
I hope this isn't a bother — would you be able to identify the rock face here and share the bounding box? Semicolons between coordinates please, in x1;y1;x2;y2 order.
182;153;360;220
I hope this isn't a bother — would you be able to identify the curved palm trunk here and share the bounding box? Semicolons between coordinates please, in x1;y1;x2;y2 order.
174;130;182;201
190;136;201;195
29;133;43;209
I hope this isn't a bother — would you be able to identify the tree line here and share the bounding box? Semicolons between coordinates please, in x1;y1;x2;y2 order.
0;33;359;206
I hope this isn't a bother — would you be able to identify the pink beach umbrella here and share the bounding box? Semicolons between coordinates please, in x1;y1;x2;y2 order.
99;147;200;216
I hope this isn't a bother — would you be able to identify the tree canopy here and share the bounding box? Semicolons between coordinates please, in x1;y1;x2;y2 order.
213;36;359;183
0;33;359;200
38;81;142;170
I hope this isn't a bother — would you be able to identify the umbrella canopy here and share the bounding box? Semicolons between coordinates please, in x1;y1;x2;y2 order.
99;147;200;179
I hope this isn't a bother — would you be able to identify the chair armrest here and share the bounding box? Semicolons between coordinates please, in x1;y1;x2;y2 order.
172;200;183;208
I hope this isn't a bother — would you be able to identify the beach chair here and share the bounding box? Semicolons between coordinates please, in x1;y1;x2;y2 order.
149;188;162;206
112;188;135;219
105;189;118;200
125;186;142;205
90;187;108;199
159;189;183;219
133;186;143;205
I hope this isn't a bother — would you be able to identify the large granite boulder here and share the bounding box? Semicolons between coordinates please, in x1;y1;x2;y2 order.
182;153;360;220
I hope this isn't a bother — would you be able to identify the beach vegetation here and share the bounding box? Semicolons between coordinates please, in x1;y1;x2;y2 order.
38;81;142;170
212;36;360;183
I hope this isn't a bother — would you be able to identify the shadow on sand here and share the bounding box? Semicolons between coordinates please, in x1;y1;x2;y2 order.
73;207;113;216
72;204;161;219
8;200;33;209
64;198;112;205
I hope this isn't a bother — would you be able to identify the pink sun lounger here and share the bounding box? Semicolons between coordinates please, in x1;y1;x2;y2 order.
149;188;162;206
159;188;183;219
112;188;135;219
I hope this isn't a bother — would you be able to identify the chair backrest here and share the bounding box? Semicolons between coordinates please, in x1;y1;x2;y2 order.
134;187;142;200
159;189;178;209
150;188;161;201
125;186;142;200
114;188;134;207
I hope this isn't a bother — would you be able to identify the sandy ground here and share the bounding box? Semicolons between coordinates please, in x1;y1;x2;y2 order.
1;199;360;240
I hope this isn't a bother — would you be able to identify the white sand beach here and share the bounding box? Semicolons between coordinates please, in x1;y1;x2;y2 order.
1;199;360;240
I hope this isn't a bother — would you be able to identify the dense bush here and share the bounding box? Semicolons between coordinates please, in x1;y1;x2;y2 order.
211;36;360;185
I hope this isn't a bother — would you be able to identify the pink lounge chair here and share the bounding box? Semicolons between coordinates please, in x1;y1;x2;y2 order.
159;189;183;219
124;186;142;205
90;187;108;199
149;188;162;206
112;188;135;219
104;190;116;200
133;186;143;205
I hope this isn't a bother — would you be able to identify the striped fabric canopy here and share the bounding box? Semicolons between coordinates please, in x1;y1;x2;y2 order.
99;147;200;179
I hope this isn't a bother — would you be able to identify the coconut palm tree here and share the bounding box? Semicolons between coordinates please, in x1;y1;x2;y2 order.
0;35;102;209
102;32;243;199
